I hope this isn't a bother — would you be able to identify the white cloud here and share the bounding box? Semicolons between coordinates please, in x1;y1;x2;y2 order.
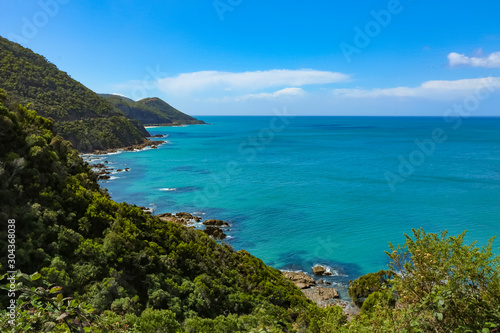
448;51;500;68
332;77;500;99
241;87;306;100
206;87;306;102
157;69;349;95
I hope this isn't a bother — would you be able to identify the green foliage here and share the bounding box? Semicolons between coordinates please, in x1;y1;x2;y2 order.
385;228;500;332
126;308;181;333
359;290;395;313
0;36;148;152
0;270;102;332
101;95;204;126
348;270;394;307
56;117;147;152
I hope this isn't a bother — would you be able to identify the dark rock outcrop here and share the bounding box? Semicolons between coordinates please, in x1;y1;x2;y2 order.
312;265;332;276
203;226;227;240
157;212;201;225
203;219;230;227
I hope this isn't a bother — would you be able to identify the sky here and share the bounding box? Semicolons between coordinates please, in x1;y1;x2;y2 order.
1;0;500;116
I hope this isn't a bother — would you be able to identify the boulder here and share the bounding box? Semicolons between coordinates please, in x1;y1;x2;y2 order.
281;271;316;289
203;219;230;227
312;265;326;275
176;212;202;222
157;212;203;225
203;226;227;240
302;287;340;306
312;265;332;276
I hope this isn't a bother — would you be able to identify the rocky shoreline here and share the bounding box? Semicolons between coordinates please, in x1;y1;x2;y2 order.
91;139;165;155
156;212;231;240
147;209;359;315
154;214;356;314
281;266;360;318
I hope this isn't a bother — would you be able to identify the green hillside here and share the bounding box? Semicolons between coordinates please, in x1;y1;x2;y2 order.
0;36;148;152
101;94;205;126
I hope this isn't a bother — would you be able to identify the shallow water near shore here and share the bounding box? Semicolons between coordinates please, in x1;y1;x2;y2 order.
87;116;500;294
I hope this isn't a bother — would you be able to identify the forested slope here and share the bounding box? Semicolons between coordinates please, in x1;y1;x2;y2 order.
0;36;148;152
101;94;205;126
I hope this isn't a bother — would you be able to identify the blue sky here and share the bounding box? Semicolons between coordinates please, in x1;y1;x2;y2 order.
1;0;500;115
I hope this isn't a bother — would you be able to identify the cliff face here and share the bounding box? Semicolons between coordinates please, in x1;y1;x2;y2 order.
0;36;148;152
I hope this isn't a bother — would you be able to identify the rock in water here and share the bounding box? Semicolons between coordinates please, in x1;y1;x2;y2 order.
203;219;230;227
203;226;227;240
312;265;326;275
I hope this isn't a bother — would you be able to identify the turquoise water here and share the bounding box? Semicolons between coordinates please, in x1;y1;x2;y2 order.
87;116;500;290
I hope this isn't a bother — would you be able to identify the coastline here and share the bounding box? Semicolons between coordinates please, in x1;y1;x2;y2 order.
144;122;208;129
80;123;358;314
88;138;166;155
154;212;358;313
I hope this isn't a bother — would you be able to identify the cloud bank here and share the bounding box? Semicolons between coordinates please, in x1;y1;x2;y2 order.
157;69;350;95
332;77;500;98
448;51;500;68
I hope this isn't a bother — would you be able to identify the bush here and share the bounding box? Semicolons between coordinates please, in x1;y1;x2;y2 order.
386;228;500;332
348;270;394;308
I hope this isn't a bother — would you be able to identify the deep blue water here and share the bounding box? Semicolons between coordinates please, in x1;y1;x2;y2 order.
84;116;500;295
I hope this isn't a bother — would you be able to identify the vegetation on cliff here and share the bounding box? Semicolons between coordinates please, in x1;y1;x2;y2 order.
100;94;205;126
0;36;147;152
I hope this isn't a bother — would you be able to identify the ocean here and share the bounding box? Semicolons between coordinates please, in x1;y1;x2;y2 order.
84;116;500;295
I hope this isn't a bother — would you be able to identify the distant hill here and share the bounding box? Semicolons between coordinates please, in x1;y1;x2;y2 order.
0;36;148;152
101;94;205;126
